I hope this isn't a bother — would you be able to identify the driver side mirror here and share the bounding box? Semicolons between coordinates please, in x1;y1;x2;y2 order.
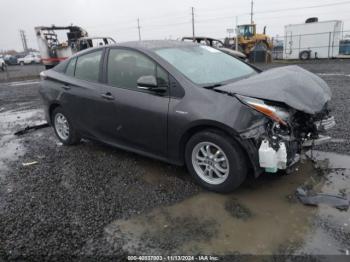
137;75;166;93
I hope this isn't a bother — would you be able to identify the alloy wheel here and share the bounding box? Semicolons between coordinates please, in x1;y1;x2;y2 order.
191;141;230;185
54;113;70;140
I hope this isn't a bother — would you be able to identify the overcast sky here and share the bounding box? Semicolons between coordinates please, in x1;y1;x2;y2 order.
1;0;350;52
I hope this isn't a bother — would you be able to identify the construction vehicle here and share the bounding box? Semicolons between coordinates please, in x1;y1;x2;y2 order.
35;25;115;69
224;24;273;57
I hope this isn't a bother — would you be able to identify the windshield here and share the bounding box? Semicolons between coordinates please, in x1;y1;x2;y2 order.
239;25;254;37
155;45;256;85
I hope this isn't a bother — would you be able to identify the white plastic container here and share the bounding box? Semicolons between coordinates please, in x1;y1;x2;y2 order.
259;140;288;173
277;142;287;169
259;140;278;173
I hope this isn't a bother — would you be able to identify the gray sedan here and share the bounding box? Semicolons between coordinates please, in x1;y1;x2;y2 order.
39;40;334;192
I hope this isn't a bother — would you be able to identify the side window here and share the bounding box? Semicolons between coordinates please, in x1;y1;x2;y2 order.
65;57;76;77
156;66;169;88
75;50;102;82
107;49;156;89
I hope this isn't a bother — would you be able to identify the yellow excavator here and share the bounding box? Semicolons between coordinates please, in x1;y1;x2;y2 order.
224;24;273;57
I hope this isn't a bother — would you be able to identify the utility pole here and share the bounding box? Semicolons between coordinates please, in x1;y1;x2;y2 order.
191;7;195;39
235;16;239;51
250;0;254;24
19;30;28;53
137;18;141;41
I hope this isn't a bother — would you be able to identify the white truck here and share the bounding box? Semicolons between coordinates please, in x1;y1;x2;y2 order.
283;19;343;60
35;25;115;69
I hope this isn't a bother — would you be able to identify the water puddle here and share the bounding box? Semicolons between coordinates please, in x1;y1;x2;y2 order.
102;161;315;255
296;150;350;255
0;108;45;174
101;150;350;255
0;108;45;132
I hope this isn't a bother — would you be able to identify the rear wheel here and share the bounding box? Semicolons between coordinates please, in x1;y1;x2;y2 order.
52;107;80;145
299;50;311;60
185;130;248;193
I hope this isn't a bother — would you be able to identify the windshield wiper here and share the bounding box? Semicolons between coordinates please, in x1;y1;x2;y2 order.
202;83;222;89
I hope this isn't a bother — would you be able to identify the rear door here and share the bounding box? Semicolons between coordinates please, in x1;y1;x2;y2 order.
99;48;170;157
59;49;107;138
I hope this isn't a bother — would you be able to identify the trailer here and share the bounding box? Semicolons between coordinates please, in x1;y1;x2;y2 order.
35;25;115;69
283;19;343;60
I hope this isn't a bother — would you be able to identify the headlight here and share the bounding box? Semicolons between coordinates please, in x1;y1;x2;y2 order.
236;94;289;126
40;71;47;80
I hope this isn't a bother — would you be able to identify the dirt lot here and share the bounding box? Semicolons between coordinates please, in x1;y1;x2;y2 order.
1;60;350;261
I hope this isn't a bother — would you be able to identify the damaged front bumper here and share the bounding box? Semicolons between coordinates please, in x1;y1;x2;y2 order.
239;113;336;175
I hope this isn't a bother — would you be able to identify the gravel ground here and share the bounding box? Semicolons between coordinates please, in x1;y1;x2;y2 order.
1;60;350;260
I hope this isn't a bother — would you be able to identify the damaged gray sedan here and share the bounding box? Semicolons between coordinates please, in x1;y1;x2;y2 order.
39;40;335;192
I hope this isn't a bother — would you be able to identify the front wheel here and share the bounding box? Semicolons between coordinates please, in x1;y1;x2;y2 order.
185;130;248;193
52;107;80;145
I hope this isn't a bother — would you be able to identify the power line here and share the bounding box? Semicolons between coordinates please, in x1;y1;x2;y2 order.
191;0;350;25
85;1;350;35
254;0;350;15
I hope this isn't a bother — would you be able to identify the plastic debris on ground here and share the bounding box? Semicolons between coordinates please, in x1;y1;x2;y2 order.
296;187;349;211
22;161;38;167
14;123;49;136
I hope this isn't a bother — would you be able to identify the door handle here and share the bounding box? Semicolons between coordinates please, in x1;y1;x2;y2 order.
101;92;115;100
62;83;71;90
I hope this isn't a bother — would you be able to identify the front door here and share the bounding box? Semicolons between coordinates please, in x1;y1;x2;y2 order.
99;48;170;157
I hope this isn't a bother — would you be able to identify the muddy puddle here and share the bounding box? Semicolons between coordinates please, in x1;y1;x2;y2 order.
103;151;350;255
0;108;45;174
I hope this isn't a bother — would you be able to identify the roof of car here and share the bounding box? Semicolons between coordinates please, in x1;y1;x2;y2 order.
182;36;221;41
113;40;198;50
69;40;199;58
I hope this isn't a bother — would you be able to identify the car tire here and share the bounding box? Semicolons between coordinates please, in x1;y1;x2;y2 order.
299;50;311;60
185;130;247;193
52;107;80;145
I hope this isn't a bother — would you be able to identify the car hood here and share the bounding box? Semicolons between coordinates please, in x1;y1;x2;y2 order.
215;65;331;114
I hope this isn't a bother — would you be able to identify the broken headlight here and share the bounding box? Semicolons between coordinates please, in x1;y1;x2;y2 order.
236;94;290;126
